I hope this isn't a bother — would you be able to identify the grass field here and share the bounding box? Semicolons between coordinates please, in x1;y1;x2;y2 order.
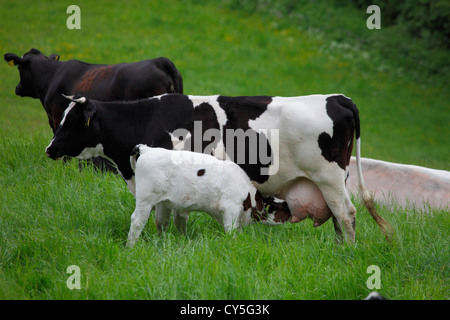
0;0;448;300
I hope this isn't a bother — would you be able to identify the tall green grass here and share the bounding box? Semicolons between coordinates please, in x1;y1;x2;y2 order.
0;0;448;299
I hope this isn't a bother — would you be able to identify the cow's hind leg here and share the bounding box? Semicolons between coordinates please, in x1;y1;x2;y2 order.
326;188;356;243
314;170;356;243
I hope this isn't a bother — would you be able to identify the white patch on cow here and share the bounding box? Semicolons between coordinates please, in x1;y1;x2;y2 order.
187;95;231;161
59;101;77;127
249;95;336;194
188;95;227;125
76;143;105;160
272;197;285;204
147;93;167;101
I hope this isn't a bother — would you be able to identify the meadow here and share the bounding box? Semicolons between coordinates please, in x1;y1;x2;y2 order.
0;0;448;300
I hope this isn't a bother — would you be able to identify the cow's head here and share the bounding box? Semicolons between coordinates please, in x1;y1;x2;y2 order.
46;95;101;160
4;48;60;98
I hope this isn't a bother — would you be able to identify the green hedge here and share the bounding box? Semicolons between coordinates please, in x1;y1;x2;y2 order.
216;0;449;82
352;0;450;47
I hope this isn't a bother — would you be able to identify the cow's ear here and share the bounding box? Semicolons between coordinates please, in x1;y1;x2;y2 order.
83;103;96;128
49;54;60;61
4;53;22;67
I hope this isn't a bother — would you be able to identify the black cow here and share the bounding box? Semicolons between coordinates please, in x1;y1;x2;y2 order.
4;48;183;132
45;93;392;242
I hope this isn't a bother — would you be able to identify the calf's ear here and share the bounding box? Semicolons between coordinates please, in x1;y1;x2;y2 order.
4;53;22;66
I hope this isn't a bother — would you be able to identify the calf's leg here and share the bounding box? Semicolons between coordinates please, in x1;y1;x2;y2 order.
155;203;172;233
222;206;246;233
173;209;189;234
127;201;153;247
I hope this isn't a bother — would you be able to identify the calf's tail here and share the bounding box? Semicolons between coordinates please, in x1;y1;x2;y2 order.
130;144;150;172
130;146;140;173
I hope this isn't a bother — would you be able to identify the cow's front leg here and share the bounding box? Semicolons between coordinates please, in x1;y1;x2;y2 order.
332;216;344;244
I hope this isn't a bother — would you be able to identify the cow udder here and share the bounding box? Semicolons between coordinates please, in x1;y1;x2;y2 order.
282;178;332;227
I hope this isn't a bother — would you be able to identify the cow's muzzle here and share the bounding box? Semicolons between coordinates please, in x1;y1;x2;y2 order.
15;84;24;96
45;146;64;160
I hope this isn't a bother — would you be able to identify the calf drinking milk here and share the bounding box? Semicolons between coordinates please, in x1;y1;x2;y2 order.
127;144;291;246
46;93;392;243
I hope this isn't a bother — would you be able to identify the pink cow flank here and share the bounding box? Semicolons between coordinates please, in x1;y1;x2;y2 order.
274;157;449;229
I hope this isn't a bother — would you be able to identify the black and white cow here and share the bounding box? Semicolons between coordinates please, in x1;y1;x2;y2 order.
45;93;391;242
4;48;183;132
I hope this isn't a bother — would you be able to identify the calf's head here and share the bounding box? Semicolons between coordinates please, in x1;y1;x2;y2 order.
46;95;101;160
4;48;60;98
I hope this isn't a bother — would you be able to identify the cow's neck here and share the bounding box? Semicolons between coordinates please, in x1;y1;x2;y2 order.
36;61;61;100
96;100;158;181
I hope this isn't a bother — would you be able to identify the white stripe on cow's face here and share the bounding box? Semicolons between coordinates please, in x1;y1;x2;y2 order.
59;101;77;127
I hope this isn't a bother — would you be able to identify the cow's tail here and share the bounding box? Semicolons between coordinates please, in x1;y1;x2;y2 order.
351;103;393;241
157;57;183;94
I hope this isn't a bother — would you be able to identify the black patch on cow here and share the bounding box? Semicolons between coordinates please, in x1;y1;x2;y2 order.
217;96;273;184
318;95;358;170
188;102;221;153
197;169;205;176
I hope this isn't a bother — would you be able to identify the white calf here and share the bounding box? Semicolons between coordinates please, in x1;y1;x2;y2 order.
126;145;287;246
